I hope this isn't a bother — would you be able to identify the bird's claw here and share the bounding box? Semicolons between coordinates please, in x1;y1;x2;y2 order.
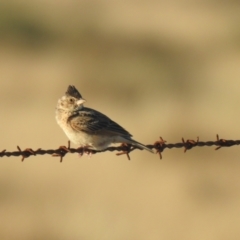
77;145;94;158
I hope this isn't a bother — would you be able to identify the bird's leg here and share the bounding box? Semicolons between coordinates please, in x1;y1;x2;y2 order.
83;145;94;158
76;146;85;157
76;145;95;158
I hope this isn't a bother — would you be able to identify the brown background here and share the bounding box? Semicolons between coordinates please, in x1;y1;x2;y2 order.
0;0;240;239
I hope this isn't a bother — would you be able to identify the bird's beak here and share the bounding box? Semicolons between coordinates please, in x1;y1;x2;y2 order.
76;98;86;105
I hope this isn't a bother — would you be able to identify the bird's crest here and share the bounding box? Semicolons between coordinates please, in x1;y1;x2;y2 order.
66;85;82;99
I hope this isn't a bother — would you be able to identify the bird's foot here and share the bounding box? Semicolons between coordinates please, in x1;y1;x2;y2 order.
77;145;94;158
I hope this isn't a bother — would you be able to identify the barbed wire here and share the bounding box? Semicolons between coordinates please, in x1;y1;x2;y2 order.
1;135;240;162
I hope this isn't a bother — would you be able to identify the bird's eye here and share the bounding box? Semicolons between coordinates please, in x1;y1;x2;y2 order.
69;98;74;103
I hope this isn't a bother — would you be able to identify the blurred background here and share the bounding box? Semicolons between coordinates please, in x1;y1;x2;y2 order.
0;0;240;239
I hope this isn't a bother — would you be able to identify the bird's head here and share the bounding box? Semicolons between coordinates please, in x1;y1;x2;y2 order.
56;85;86;111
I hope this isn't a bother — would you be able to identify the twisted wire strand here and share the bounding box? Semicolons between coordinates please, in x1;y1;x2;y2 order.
1;135;239;162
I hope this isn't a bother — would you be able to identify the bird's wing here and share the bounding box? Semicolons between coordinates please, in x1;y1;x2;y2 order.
68;107;132;137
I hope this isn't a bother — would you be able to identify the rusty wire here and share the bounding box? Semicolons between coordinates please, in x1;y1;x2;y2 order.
1;135;240;162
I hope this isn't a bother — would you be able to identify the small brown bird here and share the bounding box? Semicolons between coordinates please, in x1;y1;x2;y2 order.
56;85;153;153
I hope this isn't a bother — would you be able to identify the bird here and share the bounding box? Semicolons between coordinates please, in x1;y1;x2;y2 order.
55;85;153;153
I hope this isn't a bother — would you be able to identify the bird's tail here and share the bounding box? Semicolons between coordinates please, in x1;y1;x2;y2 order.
123;138;154;153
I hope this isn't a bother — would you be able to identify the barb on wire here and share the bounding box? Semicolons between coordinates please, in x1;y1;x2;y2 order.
1;134;240;162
